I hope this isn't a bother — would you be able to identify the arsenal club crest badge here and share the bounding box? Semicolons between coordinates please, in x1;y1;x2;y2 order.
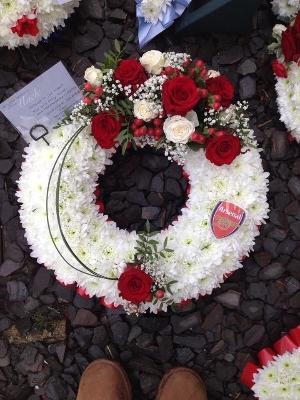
211;201;246;239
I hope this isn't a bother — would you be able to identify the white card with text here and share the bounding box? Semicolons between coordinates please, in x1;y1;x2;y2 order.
0;62;83;143
56;0;73;4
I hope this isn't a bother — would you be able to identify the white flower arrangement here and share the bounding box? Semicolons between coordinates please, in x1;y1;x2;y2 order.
16;46;270;313
252;347;300;400
269;0;300;141
17;121;269;313
0;0;80;49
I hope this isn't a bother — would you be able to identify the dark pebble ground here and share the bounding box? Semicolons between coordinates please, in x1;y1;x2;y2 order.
1;0;300;399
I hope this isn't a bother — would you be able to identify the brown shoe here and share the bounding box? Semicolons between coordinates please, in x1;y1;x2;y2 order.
76;359;132;400
156;367;208;400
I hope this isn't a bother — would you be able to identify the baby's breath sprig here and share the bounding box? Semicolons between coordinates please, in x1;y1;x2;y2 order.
134;220;177;308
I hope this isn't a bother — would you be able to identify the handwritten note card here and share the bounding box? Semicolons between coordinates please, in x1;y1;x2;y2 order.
0;62;83;143
57;0;74;4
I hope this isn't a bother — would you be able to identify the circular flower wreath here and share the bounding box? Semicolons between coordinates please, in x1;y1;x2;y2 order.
17;45;269;313
269;0;300;141
0;0;80;49
252;347;300;399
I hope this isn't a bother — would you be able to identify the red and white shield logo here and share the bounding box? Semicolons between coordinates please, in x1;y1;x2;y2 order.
211;201;246;239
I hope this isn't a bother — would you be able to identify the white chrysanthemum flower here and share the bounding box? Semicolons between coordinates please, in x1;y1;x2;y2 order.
252;347;300;400
140;0;172;24
0;0;80;49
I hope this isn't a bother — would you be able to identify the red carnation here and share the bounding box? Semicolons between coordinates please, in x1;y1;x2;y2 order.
118;265;153;304
271;60;288;78
11;15;39;37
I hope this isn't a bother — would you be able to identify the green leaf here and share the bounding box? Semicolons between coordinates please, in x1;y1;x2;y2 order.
159;302;164;310
160;252;166;258
145;220;150;233
163;237;168;248
167;280;178;285
122;141;128;155
131;139;137;150
153;298;158;305
166;286;173;295
148;240;159;245
187;142;202;151
164;248;174;252
167;299;174;305
148;231;158;237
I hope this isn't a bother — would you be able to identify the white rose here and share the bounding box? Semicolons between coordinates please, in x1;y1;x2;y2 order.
84;66;103;86
207;70;220;78
219;107;236;123
163;115;195;144
140;50;164;75
273;24;287;40
133;100;159;122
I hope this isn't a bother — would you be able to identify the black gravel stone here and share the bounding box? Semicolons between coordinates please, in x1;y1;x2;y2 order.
1;2;300;399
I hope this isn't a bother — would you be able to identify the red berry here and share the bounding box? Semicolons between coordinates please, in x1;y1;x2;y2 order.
135;118;144;126
200;68;208;78
131;123;137;130
208;127;216;135
154;128;163;137
212;102;221;110
196;59;205;69
139;126;147;136
196;134;206;144
153;118;162;126
145;294;153;302
147;128;155;136
156;290;165;299
173;67;180;75
189;68;196;75
213;94;221;102
84;82;93;91
183;59;191;67
216;130;227;137
160;71;167;76
191;132;199;141
134;129;140;137
94;87;103;96
198;88;209;98
83;96;92;105
165;66;174;75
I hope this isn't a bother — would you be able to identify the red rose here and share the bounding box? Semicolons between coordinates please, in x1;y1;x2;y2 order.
294;11;300;38
118;265;153;304
205;134;242;166
91;111;122;149
271;60;288;78
162;75;200;116
281;26;297;62
115;60;147;94
206;76;234;107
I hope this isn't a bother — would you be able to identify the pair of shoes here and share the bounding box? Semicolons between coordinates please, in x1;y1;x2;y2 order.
76;359;208;400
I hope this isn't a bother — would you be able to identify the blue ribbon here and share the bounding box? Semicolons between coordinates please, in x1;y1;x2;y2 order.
136;0;191;48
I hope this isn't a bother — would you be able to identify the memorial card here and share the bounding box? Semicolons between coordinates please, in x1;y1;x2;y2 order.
0;62;83;143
